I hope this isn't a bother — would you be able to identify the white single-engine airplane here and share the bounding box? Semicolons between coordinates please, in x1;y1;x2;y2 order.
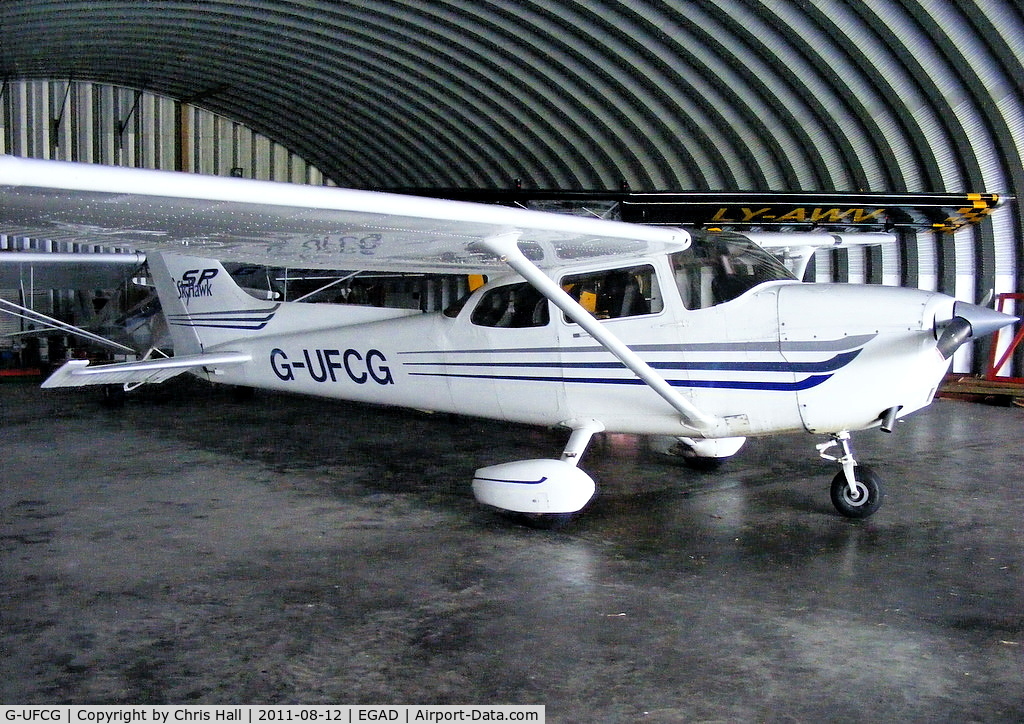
0;156;1017;522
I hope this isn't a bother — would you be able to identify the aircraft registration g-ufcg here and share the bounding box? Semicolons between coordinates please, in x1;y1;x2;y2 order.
0;156;1017;524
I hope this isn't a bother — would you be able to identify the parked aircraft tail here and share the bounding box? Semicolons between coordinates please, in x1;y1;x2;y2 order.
147;252;280;355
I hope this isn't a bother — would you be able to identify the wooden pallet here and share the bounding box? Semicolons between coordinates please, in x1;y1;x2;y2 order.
939;375;1024;407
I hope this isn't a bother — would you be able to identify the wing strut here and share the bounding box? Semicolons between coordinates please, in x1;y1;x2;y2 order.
479;232;722;433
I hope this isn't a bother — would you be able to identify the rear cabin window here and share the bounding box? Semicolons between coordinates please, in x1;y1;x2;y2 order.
471;282;550;328
671;238;795;310
560;265;662;322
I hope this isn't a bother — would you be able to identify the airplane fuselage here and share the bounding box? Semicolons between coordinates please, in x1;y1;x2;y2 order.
189;252;955;442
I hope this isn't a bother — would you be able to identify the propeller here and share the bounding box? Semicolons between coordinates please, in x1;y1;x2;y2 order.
936;301;1019;360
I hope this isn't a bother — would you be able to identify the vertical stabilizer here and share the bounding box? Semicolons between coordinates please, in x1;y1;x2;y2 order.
147;253;280;355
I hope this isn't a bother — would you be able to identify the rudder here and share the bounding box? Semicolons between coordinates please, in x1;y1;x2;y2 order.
148;252;280;355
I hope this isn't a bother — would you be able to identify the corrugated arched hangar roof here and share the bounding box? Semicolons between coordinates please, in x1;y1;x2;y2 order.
1;0;1022;301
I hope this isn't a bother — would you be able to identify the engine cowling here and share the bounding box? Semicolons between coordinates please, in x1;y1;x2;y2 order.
472;459;596;514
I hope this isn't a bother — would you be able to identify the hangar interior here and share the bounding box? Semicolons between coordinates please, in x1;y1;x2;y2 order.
1;0;1023;718
1;1;1023;376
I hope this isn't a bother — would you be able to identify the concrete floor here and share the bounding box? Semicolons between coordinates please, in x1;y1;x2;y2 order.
1;378;1022;721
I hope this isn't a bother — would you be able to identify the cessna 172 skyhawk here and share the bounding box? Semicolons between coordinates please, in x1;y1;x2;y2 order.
0;156;1016;522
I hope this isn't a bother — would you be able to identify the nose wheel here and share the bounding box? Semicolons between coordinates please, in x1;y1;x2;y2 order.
829;464;883;518
817;432;885;518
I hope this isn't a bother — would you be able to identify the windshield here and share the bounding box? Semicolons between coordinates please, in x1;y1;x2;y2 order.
670;233;795;309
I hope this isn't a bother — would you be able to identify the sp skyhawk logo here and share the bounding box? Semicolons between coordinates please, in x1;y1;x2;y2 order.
175;268;218;304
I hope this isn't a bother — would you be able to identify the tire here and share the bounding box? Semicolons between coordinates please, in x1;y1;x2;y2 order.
830;465;884;518
100;384;126;408
517;512;576;530
682;455;726;471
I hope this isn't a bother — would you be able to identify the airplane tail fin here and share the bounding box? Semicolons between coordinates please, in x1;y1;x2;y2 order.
147;253;280;355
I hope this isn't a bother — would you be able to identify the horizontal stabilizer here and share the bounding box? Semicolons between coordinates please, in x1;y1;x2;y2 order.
737;232;896;279
741;231;897;249
41;352;251;388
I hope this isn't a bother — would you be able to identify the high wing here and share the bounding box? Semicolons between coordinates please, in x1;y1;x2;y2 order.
1;157;721;432
0;156;688;273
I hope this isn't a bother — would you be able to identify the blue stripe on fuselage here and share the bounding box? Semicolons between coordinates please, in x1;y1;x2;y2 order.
402;349;860;374
401;344;865;393
406;370;833;392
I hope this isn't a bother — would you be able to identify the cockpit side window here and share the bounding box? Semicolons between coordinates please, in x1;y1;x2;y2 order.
671;237;795;310
470;282;550;328
559;264;662;322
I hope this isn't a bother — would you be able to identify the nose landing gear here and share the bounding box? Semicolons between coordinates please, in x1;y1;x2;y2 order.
816;431;885;518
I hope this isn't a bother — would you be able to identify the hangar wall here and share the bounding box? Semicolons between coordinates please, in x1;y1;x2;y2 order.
0;80;327;182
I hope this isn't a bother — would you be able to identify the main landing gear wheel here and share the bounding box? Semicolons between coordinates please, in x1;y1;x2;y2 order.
829;465;884;518
683;456;725;472
669;436;747;471
472;421;602;528
518;512;577;530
